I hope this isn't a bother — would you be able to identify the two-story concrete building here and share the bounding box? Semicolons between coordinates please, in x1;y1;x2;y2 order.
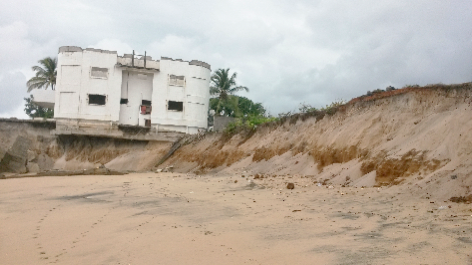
48;46;211;140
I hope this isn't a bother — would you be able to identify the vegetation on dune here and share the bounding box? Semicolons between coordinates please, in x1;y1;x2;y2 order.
225;114;278;134
351;82;472;104
209;96;266;118
222;98;350;135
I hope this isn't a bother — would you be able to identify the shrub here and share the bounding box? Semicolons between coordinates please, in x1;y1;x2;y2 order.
298;103;318;113
225;115;277;134
321;99;346;116
403;84;420;88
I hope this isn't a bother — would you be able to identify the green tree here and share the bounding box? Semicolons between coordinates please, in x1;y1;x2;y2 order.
210;96;266;118
237;96;265;117
24;95;54;118
210;68;248;114
26;57;57;92
210;97;239;117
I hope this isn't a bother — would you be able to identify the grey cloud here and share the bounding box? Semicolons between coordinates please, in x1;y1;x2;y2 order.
0;72;27;115
1;0;471;117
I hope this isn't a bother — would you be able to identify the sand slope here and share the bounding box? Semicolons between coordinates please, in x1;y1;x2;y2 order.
164;85;472;199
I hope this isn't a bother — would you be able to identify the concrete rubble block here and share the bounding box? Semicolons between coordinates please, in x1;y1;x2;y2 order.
0;136;32;173
162;165;174;172
26;162;40;173
37;153;54;171
0;147;5;161
93;167;108;175
27;150;36;162
0;153;27;173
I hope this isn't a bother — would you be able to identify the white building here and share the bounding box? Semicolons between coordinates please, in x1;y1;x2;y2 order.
50;46;211;139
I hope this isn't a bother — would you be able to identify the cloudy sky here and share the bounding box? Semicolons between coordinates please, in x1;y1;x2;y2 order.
1;0;471;118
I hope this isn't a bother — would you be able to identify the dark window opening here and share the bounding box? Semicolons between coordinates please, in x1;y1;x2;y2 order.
89;94;106;105
120;98;128;104
142;100;151;106
145;119;151;127
168;101;183;112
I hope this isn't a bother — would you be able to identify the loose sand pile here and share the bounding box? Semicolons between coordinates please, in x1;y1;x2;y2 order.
1;173;471;264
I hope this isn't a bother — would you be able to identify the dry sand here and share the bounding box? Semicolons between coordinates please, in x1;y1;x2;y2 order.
1;172;472;264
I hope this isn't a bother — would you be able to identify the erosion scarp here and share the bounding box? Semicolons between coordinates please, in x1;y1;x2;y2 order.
1;83;472;192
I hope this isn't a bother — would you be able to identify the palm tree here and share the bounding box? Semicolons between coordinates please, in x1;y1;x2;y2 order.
26;57;57;92
210;68;248;115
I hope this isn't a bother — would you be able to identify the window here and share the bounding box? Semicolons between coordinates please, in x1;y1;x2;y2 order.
120;98;128;104
140;105;152;114
88;94;106;105
91;67;108;79
168;101;183;112
140;100;152;114
169;75;185;87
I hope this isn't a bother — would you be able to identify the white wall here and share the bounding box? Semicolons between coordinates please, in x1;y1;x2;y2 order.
151;58;210;133
54;46;210;134
55;47;121;122
119;71;154;126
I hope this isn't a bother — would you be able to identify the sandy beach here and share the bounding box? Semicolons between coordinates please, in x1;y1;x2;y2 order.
1;172;471;264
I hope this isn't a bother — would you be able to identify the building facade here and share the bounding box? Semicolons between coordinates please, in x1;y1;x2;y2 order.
53;46;211;138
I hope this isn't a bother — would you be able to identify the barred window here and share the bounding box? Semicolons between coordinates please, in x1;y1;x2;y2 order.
91;67;108;79
169;75;185;87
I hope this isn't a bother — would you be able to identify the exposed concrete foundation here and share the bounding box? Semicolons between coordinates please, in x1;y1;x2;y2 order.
53;119;183;142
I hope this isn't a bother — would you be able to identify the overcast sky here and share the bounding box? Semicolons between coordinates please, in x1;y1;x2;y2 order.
1;0;471;118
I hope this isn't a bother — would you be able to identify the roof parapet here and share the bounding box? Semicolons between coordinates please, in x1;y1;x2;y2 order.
58;46;83;53
161;57;211;70
116;56;160;70
189;60;211;70
84;48;117;54
58;46;210;70
58;46;118;54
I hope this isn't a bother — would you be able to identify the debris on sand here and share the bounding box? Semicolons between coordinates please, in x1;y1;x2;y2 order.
287;183;295;189
155;165;174;173
1;167;128;179
449;195;472;203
